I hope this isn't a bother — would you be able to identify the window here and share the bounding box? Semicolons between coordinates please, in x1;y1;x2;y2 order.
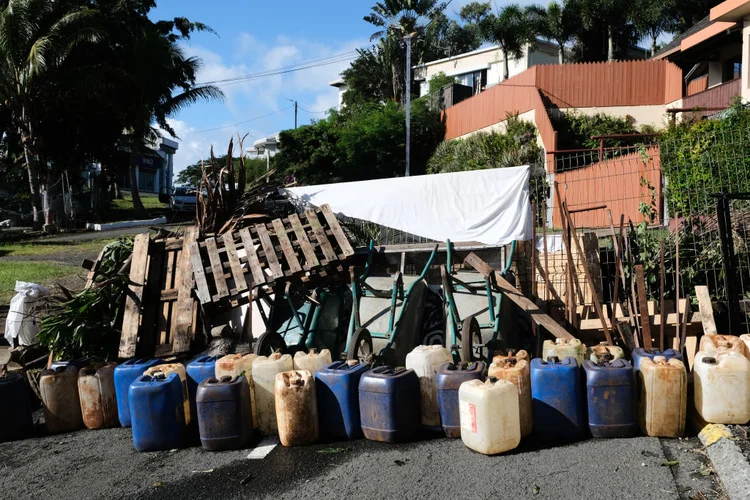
138;170;155;192
456;69;487;95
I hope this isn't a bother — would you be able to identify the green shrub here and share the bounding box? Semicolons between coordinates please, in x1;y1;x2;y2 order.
552;111;639;150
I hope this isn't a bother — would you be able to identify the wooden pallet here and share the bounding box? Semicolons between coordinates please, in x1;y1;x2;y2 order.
119;227;199;359
191;205;354;305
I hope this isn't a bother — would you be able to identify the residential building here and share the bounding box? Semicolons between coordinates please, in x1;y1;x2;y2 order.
120;137;178;195
412;41;560;97
329;78;348;108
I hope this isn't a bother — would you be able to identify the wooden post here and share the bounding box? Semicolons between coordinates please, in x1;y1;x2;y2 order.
542;200;550;313
659;241;666;351
680;294;691;354
635;265;653;350
562;201;613;345
674;233;681;345
531;202;537;301
625;232;641;348
607;211;636;329
695;285;718;336
554;182;577;329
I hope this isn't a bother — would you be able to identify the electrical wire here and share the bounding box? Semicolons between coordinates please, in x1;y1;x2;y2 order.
180;105;294;136
298;105;330;114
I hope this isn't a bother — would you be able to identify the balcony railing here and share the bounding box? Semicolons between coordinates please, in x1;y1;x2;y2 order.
682;78;741;110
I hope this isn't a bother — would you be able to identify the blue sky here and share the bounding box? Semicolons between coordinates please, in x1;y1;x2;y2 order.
150;0;518;177
150;0;668;178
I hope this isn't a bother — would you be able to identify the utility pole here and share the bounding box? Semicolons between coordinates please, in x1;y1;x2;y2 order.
405;33;413;177
287;99;298;129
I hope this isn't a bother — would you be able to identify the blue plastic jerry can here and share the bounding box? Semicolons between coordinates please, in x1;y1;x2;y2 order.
196;376;253;451
583;359;638;438
436;361;486;438
114;358;163;427
359;366;421;443
186;356;216;423
632;348;682;373
530;356;587;440
0;373;33;443
316;361;371;440
129;373;185;452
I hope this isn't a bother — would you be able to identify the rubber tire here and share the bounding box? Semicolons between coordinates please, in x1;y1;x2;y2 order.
253;330;287;356
346;327;374;363
460;316;482;363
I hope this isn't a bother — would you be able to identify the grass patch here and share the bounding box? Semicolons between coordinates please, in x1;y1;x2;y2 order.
0;238;117;258
0;261;78;303
105;192;167;223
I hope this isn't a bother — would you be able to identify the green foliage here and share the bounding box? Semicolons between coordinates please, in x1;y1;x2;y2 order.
660;99;750;217
176;156;267;188
552;111;639;150
428;72;456;94
427;115;541;174
38;237;134;361
275;99;444;184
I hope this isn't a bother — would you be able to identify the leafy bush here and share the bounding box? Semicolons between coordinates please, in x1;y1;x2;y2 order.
552;111;640;150
38;238;133;362
426;114;541;174
274;99;444;184
428;72;456;94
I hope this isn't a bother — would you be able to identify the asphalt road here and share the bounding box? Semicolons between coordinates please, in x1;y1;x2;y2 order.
0;425;724;500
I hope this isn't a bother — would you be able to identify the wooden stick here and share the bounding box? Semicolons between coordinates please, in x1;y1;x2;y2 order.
674;230;681;347
680;294;691;353
607;211;635;329
531;202;537;301
610;221;628;345
542;200;550;313
555;182;577;329
659;241;666;351
562;201;613;345
635;265;653;350
625;231;641;348
695;285;718;336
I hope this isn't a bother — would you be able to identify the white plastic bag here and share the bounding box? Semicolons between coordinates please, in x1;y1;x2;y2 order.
4;281;49;347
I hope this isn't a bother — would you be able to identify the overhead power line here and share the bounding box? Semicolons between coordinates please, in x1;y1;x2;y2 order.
180;105;295;136
198;50;359;88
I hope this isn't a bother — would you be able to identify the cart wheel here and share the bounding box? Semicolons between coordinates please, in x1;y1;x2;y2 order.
460;316;482;363
347;327;374;364
253;331;287;356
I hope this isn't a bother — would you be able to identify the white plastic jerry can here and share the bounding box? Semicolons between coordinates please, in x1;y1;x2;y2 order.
543;338;586;366
216;353;258;428
694;351;750;424
405;345;453;428
275;370;318;446
740;334;750;360
252;352;293;434
488;357;532;437
293;349;332;378
458;378;521;455
588;342;625;363
638;356;686;437
143;363;190;425
700;334;749;359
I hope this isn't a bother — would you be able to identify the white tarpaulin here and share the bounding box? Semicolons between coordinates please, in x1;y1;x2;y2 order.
284;165;533;245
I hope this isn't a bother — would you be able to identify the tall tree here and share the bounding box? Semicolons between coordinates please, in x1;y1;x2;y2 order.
538;2;573;64
364;0;447;103
631;0;675;57
571;0;631;61
0;0;100;228
481;4;538;80
101;2;223;217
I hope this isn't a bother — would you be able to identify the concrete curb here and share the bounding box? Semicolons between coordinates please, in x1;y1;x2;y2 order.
86;216;166;232
693;413;750;499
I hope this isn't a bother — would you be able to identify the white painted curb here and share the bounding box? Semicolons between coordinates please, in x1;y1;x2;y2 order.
86;216;167;232
697;422;750;499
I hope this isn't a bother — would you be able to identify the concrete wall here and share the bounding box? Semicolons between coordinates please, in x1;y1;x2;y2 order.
558;105;670;129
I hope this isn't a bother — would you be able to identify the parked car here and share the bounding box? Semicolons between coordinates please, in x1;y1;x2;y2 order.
170;186;198;213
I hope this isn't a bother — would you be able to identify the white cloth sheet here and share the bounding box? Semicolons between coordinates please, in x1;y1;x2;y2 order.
284;166;533;245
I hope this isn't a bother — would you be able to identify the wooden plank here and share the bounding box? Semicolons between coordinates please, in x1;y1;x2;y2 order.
464;252;493;278
305;209;337;263
320;204;354;257
172;227;199;353
272;219;302;274
494;270;575;340
190;240;211;304
158;250;176;345
680;294;691;354
659;241;666;351
255;224;283;279
206;237;229;299
119;234;150;359
695;285;718;336
542;200;550;313
635;265;653;350
563;202;612;345
85;251;104;288
555;183;577;328
288;213;319;270
222;232;248;292
608;211;636;329
239;228;266;286
140;243;165;356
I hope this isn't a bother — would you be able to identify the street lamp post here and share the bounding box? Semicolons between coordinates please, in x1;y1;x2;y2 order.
405;33;414;178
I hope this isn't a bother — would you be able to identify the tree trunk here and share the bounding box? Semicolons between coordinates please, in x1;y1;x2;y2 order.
44;169;53;227
21;132;43;230
651;35;657;58
391;62;401;104
607;25;614;61
503;49;510;81
128;136;147;218
558;43;565;64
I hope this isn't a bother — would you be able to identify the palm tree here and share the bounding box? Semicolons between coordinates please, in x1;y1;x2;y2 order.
540;2;573;64
0;0;100;229
104;5;223;217
481;4;538;81
631;0;675;57
364;0;447;104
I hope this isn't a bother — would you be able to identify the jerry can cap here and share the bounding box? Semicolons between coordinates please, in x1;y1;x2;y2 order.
702;356;717;365
546;356;560;364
